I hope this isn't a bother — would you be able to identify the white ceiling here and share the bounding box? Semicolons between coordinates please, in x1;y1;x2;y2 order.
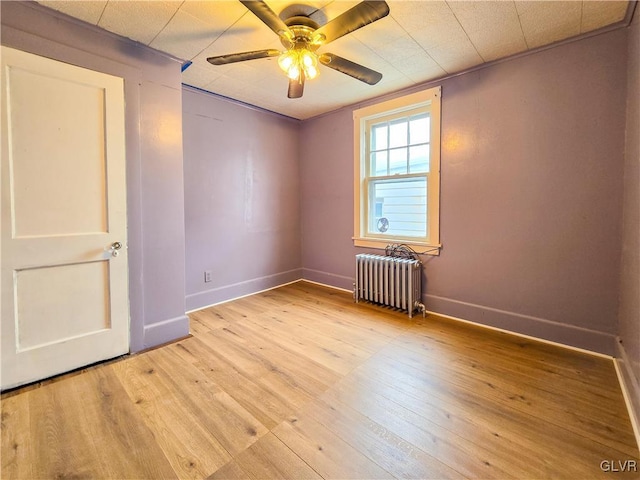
38;0;631;120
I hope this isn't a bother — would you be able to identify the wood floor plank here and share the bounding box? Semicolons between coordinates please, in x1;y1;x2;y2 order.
224;294;285;318
208;321;341;393
189;309;229;335
146;347;269;455
287;282;412;335
323;370;614;479
289;295;412;336
253;288;300;309
27;377;107;479
299;397;469;479
192;330;318;410
413;315;620;389
169;337;300;429
207;460;251;480
404;319;621;391
204;302;255;324
210;432;322;480
272;303;396;354
272;416;397;480
320;380;527;479
371;345;639;455
1;394;33;480
238;312;368;375
29;366;176;479
352;357;640;465
384;335;631;423
110;353;232;478
246;308;375;360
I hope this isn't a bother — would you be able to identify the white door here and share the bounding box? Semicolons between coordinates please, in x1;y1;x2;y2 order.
1;46;129;390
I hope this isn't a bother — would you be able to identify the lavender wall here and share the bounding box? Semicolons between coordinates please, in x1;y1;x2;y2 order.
618;10;640;424
8;1;632;366
301;29;628;355
183;87;301;312
1;1;189;351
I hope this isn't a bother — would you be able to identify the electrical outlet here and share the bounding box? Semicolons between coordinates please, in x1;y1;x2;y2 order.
204;270;212;283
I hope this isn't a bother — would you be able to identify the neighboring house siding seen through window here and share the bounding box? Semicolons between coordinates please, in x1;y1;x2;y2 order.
353;87;441;254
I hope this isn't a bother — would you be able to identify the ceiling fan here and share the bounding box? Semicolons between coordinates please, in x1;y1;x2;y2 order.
207;0;390;99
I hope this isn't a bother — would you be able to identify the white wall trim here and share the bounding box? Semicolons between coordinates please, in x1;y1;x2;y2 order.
185;268;303;313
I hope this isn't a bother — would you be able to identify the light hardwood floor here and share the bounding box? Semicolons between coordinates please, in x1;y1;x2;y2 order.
2;281;639;479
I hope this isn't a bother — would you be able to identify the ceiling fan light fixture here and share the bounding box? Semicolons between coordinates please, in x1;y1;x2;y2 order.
287;64;300;80
301;49;319;79
301;51;315;67
278;51;295;71
305;64;318;80
278;48;319;81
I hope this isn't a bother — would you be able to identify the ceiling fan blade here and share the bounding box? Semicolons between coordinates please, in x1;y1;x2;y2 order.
240;0;293;39
288;72;305;99
313;1;390;44
207;49;280;65
319;53;382;85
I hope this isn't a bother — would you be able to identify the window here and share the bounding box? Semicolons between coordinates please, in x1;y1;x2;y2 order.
353;87;441;253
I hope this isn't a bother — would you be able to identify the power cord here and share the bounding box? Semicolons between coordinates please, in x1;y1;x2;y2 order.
384;243;440;260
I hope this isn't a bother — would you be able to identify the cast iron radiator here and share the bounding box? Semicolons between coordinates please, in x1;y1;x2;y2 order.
354;253;424;318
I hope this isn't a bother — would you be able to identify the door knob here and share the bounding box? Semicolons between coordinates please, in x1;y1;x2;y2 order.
110;241;122;257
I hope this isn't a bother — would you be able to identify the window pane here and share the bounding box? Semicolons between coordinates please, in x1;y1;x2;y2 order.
389;119;408;148
409;144;429;173
389;148;407;175
371;151;388;176
368;177;427;238
371;123;388;151
409;114;430;145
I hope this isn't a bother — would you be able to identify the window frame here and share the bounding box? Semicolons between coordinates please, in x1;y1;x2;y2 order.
353;87;442;254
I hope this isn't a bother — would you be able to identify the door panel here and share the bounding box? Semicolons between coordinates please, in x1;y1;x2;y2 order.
1;46;129;390
9;67;108;237
15;261;111;351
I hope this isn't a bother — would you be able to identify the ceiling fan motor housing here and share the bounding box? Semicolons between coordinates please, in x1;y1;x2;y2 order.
281;16;323;50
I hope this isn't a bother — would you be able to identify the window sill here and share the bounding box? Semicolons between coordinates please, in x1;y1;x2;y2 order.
352;237;441;256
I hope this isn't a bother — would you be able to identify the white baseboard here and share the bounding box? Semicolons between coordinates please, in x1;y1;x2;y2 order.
301;278;353;293
424;293;616;357
422;307;613;360
185;268;303;313
302;268;353;290
142;314;190;350
615;340;640;451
